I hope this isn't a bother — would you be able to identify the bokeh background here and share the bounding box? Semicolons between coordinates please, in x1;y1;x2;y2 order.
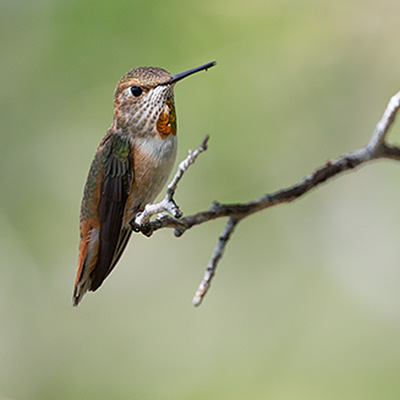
2;0;400;399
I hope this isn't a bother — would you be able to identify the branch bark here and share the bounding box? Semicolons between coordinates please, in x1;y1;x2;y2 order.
132;90;400;306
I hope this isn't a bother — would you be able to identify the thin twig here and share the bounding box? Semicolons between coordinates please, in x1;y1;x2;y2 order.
167;135;209;197
367;91;400;153
192;217;239;306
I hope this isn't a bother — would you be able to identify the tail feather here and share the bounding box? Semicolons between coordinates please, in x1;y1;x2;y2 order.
73;227;132;306
73;228;99;306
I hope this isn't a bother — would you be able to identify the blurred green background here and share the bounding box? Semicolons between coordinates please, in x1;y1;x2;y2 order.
2;0;400;399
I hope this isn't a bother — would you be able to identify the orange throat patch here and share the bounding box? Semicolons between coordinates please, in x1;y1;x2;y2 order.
156;101;176;139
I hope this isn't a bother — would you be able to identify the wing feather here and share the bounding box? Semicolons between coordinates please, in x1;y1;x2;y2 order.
90;135;133;291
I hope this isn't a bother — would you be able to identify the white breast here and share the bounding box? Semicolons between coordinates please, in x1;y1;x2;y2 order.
135;134;177;166
123;134;177;225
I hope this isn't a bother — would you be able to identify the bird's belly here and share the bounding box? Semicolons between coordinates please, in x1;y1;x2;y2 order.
123;135;177;225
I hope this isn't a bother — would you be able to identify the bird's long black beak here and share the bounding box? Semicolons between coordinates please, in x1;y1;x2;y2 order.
167;61;217;85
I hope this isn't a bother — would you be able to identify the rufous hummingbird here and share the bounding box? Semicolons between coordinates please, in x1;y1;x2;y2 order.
73;61;216;306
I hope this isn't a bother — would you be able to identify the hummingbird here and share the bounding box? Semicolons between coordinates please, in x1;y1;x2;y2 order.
73;61;216;306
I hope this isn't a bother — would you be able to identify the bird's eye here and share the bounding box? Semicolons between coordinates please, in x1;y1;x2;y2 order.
130;86;143;97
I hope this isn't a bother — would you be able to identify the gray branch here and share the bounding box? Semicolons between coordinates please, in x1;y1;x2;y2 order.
132;90;400;306
192;217;239;307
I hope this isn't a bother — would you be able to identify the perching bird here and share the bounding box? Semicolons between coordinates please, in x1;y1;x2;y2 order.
73;61;216;306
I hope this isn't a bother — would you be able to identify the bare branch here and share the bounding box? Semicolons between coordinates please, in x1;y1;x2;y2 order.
367;91;400;153
167;134;209;197
192;217;239;306
132;90;400;306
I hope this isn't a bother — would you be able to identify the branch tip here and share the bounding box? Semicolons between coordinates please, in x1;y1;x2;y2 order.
192;218;239;306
